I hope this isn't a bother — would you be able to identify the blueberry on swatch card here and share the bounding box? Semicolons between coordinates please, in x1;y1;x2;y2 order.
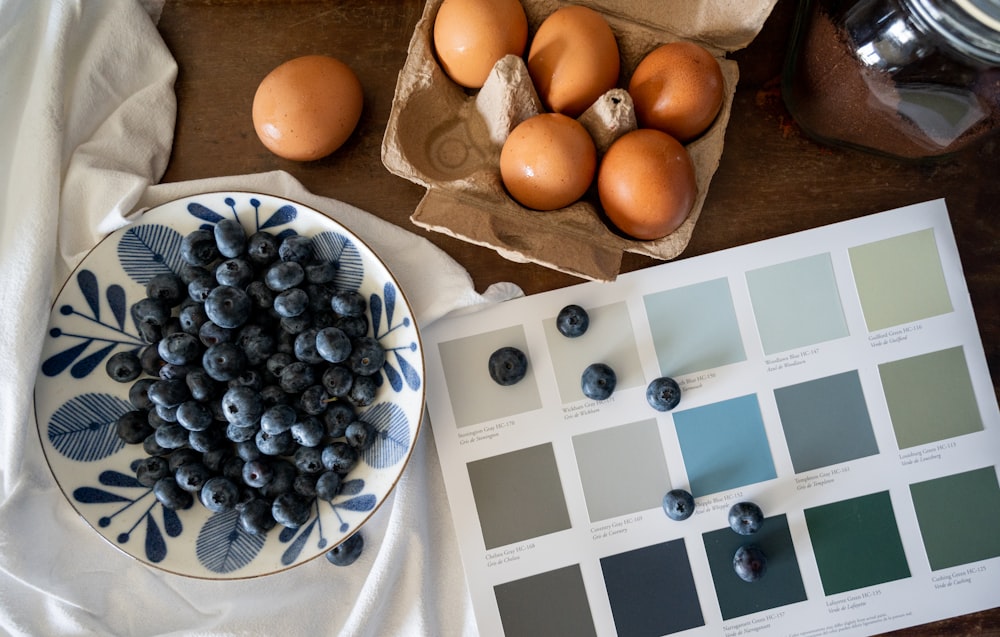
662;488;696;521
646;376;681;411
581;362;616;400
728;501;764;536
556;304;589;337
733;544;767;582
488;346;528;386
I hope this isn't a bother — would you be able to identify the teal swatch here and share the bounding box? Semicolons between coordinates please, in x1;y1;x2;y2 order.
674;394;776;497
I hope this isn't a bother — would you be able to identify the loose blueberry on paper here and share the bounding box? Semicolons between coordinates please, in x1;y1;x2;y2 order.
488;346;528;386
733;544;768;582
728;501;764;536
556;304;590;337
646;376;681;411
581;362;616;401
662;488;695;521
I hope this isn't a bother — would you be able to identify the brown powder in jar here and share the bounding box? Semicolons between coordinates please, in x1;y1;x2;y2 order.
785;4;1000;159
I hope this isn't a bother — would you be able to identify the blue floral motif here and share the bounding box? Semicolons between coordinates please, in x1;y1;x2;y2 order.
277;479;377;566
370;281;421;394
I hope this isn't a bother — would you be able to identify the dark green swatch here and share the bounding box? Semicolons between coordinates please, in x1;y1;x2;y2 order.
702;514;808;620
910;466;1000;571
495;564;598;637
804;491;911;595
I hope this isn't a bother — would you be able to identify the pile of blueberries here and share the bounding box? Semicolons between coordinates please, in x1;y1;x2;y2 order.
106;219;381;566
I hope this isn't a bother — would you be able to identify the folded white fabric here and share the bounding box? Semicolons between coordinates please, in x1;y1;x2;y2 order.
0;1;520;635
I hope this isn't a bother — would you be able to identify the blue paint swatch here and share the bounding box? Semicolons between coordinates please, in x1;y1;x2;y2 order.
644;277;746;378
746;252;849;355
674;394;777;497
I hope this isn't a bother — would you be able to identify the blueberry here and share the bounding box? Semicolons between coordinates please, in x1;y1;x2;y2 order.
279;312;313;335
316;327;351;363
178;302;209;335
235;439;262;462
293;327;324;363
188;426;226;453
226;422;258;443
239;498;277;535
264;261;305;292
733;544;767;582
202;342;247;381
335;314;368;338
135;456;170;487
131;297;170;342
294;473;319;498
241;458;275;488
185;368;218;402
246;231;279;266
157;331;203;366
246;280;275;311
646;376;682;411
272;492;312;528
198;320;233;347
261;404;297;434
181;228;219;266
116;410;153;444
347;374;377;407
176;400;213;432
275;287;310;318
662;488;696;521
186;269;218;303
346;419;376;450
153;477;193;510
129;378;157;410
256;428;295;456
556;304;590;337
305;260;337;284
488;346;528;386
259;458;297;499
728;501;764;536
158;363;191;381
265;351;295;378
199;476;240;513
315;471;342;500
147;379;190;408
294;445;325;474
330;290;366;317
167;448;203;471
322;402;356;437
291;414;326;446
326;532;363;566
321;441;358;474
204;285;251;329
214;218;247;258
321;364;354;398
106;350;142;383
581;363;616;401
221;386;264;428
139;344;165;376
278;234;314;263
279;361;316;394
145;273;186;307
175;462;213;492
349;336;385;376
215;258;254;288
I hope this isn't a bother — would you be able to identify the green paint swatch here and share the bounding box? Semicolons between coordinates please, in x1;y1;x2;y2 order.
746;252;849;355
910;466;1000;571
848;227;953;331
804;491;911;595
879;346;983;449
495;564;597;637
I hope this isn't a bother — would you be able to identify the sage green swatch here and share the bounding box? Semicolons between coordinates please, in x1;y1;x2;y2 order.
879;346;983;449
848;227;952;331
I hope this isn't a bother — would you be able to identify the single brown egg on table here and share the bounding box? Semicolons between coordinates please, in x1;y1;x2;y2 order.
500;112;597;211
252;54;363;161
597;128;697;240
433;0;528;89
527;5;620;118
628;41;725;142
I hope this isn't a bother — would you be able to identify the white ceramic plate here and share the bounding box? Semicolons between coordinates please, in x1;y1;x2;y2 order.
34;192;424;579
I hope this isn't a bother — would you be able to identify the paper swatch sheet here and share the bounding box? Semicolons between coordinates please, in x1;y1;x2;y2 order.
422;199;1000;637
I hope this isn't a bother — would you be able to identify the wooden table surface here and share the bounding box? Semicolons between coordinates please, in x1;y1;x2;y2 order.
157;0;999;634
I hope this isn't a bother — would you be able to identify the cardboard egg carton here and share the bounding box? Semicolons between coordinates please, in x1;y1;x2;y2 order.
382;0;778;281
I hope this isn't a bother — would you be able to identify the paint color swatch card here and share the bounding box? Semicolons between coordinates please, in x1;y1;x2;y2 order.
421;199;1000;637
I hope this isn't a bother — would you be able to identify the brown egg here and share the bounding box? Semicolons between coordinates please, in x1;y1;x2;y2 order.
527;5;620;118
433;0;528;89
252;55;363;161
500;113;597;211
628;41;725;142
597;129;696;240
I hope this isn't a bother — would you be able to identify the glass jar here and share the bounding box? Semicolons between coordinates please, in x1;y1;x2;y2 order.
782;0;1000;160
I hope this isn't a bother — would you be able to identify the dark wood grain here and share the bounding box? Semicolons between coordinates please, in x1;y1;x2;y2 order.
157;1;1000;634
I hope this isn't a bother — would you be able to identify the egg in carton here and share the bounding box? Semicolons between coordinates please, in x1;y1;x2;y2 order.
382;0;778;282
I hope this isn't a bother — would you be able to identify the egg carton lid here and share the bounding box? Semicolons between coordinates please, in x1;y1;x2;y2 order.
381;0;779;282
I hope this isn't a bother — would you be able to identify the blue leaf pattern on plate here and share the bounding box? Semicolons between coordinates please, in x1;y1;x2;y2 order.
313;230;364;292
48;393;129;461
362;402;411;469
118;224;185;285
196;509;267;573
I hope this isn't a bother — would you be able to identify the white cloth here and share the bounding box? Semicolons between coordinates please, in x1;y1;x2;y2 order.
0;1;521;635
